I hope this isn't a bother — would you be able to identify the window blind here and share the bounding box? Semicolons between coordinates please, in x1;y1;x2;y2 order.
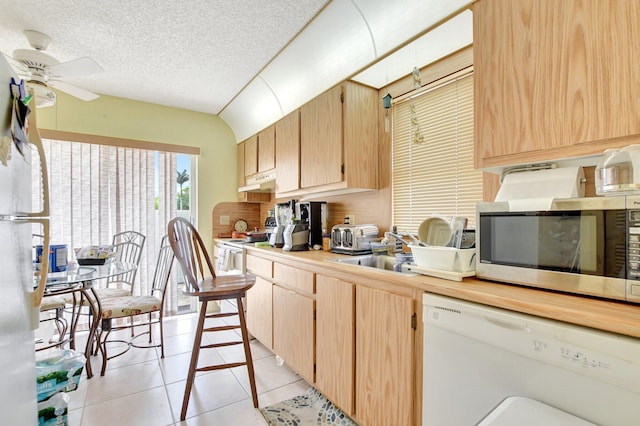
33;139;180;314
392;72;482;232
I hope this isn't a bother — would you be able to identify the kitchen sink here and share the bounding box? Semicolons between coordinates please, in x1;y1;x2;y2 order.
327;254;418;276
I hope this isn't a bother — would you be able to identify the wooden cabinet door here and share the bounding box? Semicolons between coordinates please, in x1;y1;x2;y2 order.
244;135;258;176
237;141;245;186
246;276;273;350
316;275;354;415
273;285;314;383
355;285;414;426
300;84;343;188
275;110;300;194
258;125;275;172
474;0;640;167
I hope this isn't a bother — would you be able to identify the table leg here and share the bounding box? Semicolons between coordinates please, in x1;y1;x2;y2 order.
68;292;79;351
79;288;101;379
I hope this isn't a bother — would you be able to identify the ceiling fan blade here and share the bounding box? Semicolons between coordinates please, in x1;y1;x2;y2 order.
2;52;31;76
48;57;104;79
49;80;100;101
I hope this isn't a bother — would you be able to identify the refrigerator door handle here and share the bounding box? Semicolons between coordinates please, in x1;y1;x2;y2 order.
16;218;50;310
25;104;49;218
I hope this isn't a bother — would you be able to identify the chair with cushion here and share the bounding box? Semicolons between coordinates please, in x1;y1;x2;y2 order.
167;217;258;421
63;230;147;348
96;235;174;375
36;295;69;351
98;230;146;298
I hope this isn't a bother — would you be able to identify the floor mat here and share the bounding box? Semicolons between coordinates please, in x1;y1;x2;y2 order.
260;387;358;425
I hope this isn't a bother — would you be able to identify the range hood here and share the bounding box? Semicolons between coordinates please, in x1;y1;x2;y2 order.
239;171;276;193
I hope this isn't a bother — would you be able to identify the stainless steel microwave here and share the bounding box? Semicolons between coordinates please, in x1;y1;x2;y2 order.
476;195;640;304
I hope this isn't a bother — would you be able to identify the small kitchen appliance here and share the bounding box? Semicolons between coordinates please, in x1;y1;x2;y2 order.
296;201;328;247
330;224;379;255
595;144;640;195
270;201;294;248
477;195;640;304
264;211;277;243
282;220;309;252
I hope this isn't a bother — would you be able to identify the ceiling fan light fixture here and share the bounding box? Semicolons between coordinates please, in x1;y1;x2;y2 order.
27;80;56;108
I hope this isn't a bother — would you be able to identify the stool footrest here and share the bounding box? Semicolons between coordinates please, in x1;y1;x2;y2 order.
207;312;238;319
204;324;240;332
196;361;247;373
201;340;242;349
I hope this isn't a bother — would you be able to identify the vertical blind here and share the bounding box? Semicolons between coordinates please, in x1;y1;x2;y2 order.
392;72;482;231
34;139;179;313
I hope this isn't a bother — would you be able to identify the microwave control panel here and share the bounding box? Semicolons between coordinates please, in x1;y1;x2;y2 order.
627;209;640;280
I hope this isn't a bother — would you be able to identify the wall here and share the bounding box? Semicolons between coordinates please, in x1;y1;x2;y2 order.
37;91;237;251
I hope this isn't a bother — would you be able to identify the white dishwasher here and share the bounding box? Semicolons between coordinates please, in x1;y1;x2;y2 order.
422;294;640;426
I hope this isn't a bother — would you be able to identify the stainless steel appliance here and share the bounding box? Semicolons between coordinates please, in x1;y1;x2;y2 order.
296;201;327;247
477;195;640;303
270;201;294;248
0;56;51;423
330;224;379;255
282;220;309;252
423;294;640;426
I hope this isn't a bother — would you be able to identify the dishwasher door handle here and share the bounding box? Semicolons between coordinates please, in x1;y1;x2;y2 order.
484;316;530;332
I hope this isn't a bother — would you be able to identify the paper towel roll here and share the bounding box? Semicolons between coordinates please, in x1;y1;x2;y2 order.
495;166;585;211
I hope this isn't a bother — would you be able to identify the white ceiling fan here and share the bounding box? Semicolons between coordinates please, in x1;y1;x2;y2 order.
5;29;103;107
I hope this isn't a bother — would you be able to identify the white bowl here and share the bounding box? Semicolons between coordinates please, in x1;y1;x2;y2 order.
418;217;452;246
410;245;476;272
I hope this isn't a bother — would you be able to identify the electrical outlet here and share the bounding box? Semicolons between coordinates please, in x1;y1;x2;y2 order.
344;214;356;225
220;215;230;225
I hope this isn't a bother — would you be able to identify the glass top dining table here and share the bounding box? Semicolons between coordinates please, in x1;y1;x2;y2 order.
40;261;137;378
43;261;137;290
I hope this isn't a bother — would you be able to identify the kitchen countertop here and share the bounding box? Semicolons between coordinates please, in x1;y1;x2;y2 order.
236;243;640;339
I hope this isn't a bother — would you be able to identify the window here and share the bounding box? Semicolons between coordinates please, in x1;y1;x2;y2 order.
33;138;182;313
392;71;482;232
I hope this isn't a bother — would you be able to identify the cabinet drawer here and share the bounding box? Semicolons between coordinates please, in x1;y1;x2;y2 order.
246;255;273;278
273;263;314;295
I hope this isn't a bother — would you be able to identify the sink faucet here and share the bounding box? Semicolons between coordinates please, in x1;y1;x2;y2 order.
383;231;426;248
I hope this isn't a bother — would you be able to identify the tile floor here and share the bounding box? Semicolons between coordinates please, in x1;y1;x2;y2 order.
45;301;309;426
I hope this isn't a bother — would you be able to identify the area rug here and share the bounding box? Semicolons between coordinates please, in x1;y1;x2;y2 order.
260;387;358;425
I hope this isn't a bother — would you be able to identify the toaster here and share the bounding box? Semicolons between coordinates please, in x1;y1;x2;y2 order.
330;224;379;255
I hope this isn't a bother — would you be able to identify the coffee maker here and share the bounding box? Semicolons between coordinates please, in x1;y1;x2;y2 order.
296;201;328;247
269;200;294;248
282;219;309;252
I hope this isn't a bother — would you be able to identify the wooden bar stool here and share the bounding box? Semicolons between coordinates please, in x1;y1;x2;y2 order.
167;217;258;421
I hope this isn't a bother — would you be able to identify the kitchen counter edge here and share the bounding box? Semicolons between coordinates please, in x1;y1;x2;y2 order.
240;244;640;339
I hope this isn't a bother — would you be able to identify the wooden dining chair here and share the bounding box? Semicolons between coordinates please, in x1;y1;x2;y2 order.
97;235;174;376
167;217;258;421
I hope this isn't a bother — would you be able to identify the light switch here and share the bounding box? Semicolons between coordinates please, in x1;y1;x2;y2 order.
220;215;230;225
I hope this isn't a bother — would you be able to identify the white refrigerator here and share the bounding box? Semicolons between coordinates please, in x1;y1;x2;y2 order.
0;54;51;424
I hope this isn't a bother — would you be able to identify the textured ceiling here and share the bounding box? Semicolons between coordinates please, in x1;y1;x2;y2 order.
0;0;329;114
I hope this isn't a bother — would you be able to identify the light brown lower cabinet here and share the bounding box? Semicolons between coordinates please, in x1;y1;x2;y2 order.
273;284;315;383
246;276;273;350
355;285;414;426
315;275;355;415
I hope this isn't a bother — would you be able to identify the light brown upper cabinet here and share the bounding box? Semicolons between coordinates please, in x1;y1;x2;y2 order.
243;134;258;176
237;139;271;202
258;125;275;172
474;0;640;169
275;110;301;194
297;81;378;194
